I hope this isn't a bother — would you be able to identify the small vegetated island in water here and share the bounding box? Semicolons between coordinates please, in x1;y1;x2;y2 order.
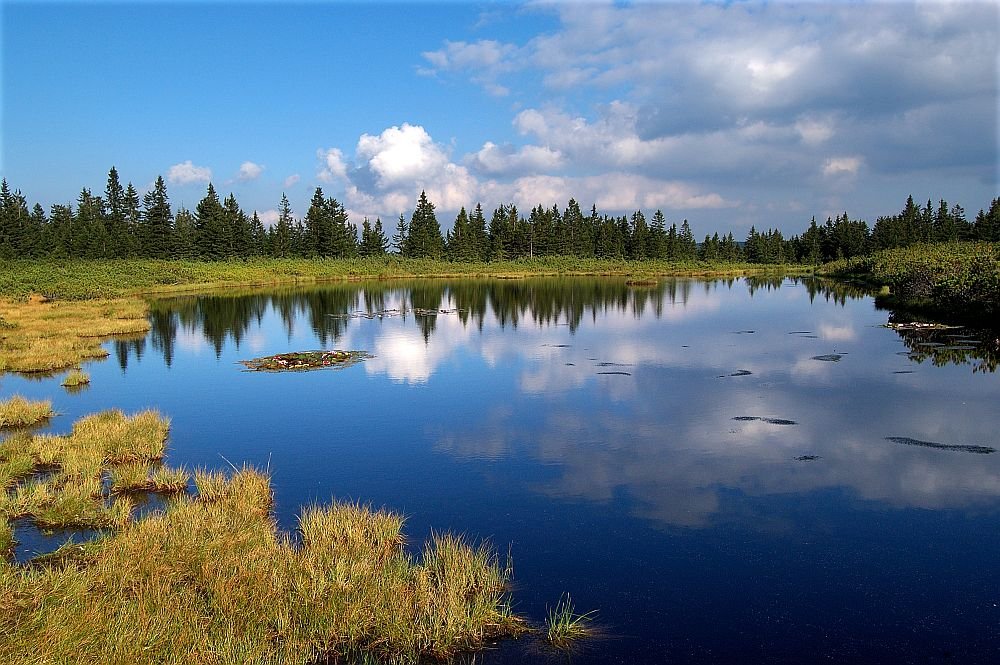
240;350;371;372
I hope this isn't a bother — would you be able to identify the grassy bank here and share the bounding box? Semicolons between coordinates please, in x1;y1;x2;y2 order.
0;407;525;663
0;257;806;301
818;242;1000;324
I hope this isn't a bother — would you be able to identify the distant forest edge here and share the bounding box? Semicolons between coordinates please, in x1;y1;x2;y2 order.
1;168;998;264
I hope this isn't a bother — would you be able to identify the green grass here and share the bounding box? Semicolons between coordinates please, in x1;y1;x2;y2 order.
60;369;90;387
545;593;597;651
0;396;54;429
0;257;806;301
820;242;1000;322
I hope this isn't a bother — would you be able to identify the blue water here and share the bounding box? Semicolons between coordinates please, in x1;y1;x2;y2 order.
3;277;999;663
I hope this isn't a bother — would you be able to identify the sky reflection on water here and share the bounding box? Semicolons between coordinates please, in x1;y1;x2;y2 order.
4;276;998;663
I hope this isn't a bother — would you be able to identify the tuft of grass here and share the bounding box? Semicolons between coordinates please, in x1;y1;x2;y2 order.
60;369;90;388
149;466;190;494
71;409;169;464
0;518;13;555
545;593;597;651
0;469;526;664
0;396;54;429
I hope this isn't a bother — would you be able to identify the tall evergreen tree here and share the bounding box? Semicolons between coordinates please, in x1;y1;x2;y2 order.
140;176;173;258
194;183;226;260
407;191;444;259
391;214;408;255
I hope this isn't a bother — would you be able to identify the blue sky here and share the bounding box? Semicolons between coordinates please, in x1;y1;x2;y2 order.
2;1;997;237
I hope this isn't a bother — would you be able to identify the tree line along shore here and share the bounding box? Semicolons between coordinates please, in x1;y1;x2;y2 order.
1;167;997;265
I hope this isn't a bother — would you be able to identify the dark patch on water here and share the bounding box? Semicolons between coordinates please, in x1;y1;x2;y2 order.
938;345;978;351
564;363;575;366
788;331;813;335
596;362;632;367
916;342;945;348
734;330;756;334
732;416;798;425
597;371;632;376
730;369;752;376
795;455;821;461
884;437;995;454
543;344;571;348
812;354;843;362
893;370;914;374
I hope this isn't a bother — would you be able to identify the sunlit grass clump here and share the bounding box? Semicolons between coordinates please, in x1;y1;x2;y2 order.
0;296;149;373
545;593;597;651
0;405;527;663
0;395;53;429
0;466;526;663
60;369;90;387
0;409;169;529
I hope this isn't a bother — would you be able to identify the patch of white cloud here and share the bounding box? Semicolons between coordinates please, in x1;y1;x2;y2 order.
420;39;520;96
256;209;279;228
238;161;264;181
412;0;996;231
466;141;563;176
167;160;212;186
284;174;301;188
317;148;348;182
822;156;863;179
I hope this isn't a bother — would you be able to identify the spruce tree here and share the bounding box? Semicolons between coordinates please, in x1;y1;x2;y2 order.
391;214;408;255
194;183;226;260
271;194;294;258
140;176;173;258
407;191;444;259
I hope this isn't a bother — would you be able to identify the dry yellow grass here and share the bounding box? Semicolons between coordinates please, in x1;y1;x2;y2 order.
0;466;525;664
0;296;149;373
60;369;90;387
0;396;54;429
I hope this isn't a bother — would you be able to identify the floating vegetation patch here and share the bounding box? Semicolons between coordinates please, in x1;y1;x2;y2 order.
730;369;753;376
915;342;945;348
886;321;959;331
788;331;813;335
811;354;844;362
732;416;798;425
240;350;371;372
884;436;995;454
543;344;571;348
794;455;821;461
597;371;631;376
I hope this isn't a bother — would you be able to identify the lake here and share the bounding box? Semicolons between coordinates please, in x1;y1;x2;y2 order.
5;276;999;663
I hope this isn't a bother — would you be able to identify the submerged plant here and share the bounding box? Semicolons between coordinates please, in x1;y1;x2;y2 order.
545;593;597;651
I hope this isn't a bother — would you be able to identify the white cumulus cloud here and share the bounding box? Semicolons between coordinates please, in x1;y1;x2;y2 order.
284;174;301;188
167;160;212;186
238;161;264;181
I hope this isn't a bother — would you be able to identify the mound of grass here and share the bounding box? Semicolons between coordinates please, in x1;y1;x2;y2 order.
0;297;149;373
0;464;526;663
60;369;90;387
820;242;1000;322
0;396;54;429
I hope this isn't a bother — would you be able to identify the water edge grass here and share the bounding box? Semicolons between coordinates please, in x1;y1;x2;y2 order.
0;396;54;429
0;408;529;663
545;593;598;652
60;368;90;387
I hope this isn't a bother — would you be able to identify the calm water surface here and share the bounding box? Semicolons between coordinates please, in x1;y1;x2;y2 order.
6;277;999;664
